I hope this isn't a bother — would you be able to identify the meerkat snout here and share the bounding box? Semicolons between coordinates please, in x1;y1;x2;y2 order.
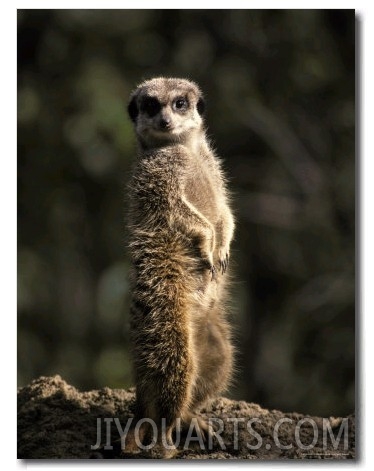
158;111;172;131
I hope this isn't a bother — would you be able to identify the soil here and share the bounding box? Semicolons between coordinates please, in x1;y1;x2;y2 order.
17;375;355;460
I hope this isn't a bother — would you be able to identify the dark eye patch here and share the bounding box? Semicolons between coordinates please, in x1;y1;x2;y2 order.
197;97;205;115
140;96;161;117
173;97;188;112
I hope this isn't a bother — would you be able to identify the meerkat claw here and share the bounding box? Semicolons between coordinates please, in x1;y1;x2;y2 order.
219;254;229;274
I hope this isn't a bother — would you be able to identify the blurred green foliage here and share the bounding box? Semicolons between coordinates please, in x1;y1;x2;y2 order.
17;9;355;416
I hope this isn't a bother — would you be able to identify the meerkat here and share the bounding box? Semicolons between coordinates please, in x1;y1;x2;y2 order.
125;77;235;458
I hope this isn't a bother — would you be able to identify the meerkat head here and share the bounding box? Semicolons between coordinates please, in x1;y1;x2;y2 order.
128;77;205;149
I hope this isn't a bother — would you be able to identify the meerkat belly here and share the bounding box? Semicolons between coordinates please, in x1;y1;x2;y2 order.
184;168;221;224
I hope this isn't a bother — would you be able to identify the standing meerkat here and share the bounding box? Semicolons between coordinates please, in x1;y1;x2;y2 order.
125;77;235;457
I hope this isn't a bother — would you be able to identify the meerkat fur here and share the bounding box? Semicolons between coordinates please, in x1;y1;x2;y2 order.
125;77;235;457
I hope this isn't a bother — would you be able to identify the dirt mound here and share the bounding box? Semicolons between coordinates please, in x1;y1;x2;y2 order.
17;375;355;460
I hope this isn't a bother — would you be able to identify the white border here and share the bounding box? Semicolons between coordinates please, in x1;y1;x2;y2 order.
11;1;367;9
5;2;371;470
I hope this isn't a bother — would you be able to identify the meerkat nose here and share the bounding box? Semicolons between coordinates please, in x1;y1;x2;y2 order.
159;116;172;130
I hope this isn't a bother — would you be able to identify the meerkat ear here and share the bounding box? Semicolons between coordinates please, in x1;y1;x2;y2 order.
128;96;139;122
197;97;205;116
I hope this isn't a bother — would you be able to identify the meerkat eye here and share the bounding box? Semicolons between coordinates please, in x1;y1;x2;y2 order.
140;97;161;117
173;97;188;111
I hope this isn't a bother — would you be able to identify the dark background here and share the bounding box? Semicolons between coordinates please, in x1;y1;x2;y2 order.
17;9;355;417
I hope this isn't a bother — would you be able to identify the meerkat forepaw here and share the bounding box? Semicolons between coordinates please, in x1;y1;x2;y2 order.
218;248;230;274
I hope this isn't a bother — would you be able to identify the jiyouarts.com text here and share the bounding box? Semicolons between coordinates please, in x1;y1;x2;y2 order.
91;416;349;452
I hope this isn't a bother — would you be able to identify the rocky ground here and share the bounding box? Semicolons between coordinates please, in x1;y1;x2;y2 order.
17;375;355;460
